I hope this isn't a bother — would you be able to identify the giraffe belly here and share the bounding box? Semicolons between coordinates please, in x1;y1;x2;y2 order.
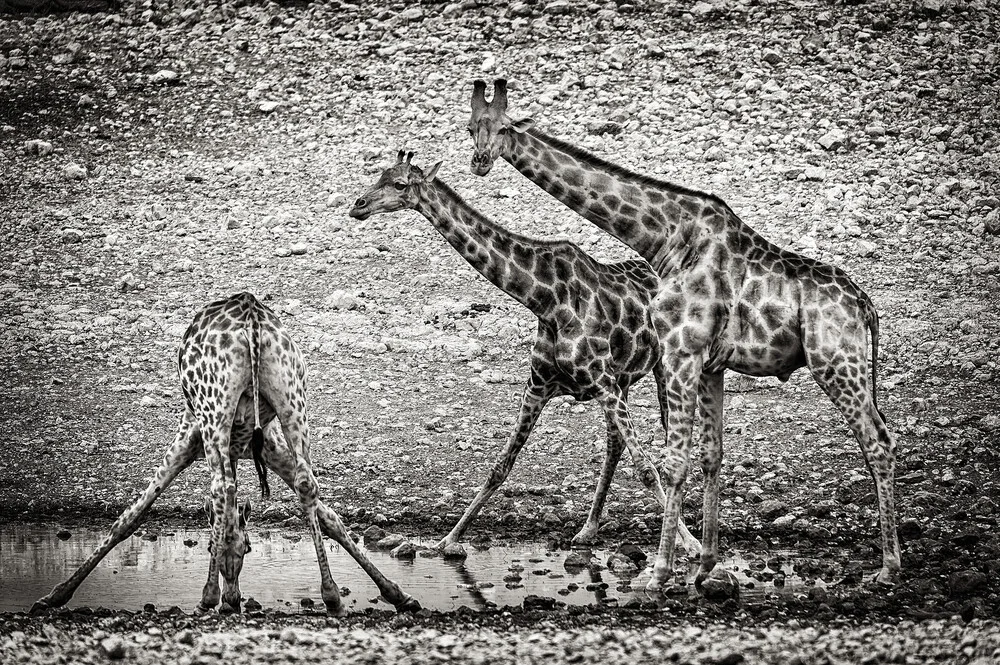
721;342;806;380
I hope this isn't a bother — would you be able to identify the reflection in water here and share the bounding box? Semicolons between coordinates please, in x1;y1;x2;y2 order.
0;526;850;614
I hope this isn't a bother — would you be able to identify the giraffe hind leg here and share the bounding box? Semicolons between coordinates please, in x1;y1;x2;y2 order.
809;353;901;584
31;410;201;613
261;432;420;612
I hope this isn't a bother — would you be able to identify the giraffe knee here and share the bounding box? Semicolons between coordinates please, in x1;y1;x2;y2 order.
700;451;721;476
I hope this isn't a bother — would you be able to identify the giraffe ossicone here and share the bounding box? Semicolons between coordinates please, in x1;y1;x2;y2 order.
31;293;420;616
467;78;902;593
350;151;701;557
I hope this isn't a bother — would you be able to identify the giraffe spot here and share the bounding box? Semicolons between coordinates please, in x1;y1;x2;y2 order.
564;169;585;187
602;194;620;210
646;190;665;205
619;203;639;219
588;202;611;219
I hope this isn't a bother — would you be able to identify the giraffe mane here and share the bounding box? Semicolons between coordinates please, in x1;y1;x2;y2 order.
430;176;594;254
525;126;738;216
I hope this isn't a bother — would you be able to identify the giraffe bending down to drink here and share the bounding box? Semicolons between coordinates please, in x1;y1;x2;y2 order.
467;79;901;592
349;151;701;556
32;292;420;615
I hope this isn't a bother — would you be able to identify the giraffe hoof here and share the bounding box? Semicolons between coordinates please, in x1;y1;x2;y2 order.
874;567;899;586
29;600;52;615
570;528;599;545
325;603;348;618
395;595;422;613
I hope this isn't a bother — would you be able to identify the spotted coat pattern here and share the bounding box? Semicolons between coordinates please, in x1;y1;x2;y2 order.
350;152;700;555
32;293;419;615
468;79;901;592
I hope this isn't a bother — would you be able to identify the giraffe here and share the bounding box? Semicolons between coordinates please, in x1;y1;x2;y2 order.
31;292;420;615
467;79;901;592
349;150;701;556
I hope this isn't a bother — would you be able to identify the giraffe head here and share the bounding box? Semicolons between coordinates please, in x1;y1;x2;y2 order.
469;78;534;176
349;150;442;220
205;496;252;612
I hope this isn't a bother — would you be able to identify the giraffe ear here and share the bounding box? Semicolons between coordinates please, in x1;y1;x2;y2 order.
510;117;535;133
423;161;443;183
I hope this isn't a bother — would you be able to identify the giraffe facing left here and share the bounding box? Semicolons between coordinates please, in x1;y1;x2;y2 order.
31;292;420;615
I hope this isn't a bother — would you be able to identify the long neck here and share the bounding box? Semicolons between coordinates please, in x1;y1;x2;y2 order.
504;128;722;270
415;180;553;316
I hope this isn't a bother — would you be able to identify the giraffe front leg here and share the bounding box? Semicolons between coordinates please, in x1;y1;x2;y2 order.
646;354;702;594
572;413;624;545
32;411;200;614
435;382;551;550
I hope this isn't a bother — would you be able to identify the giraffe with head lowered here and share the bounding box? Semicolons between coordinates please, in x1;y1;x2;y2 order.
350;150;701;556
468;79;901;592
32;292;420;615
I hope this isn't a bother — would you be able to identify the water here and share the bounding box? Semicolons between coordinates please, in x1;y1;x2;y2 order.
0;526;847;614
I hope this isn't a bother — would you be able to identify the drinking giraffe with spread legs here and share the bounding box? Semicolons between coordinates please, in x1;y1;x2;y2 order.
468;79;901;591
349;151;701;555
32;292;420;615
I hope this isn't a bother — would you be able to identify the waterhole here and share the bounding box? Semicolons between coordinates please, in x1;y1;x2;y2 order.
0;526;858;613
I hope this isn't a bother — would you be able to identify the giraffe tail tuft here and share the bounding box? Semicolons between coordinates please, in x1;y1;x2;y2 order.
251;427;270;499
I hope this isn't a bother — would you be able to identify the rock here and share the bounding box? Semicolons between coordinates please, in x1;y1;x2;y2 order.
100;636;127;660
362;525;387;544
373;534;406;550
390;541;417;559
949;570;987;598
509;2;533;17
325;290;361;310
616;543;647;566
762;49;783;66
149;69;180;85
523;594;555;610
544;0;572;15
855;240;877;257
259;101;281;113
442;542;468;560
758;498;789;520
779;166;805;180
327;192;347;207
803;166;827;181
587;120;623;136
772;514;797;528
117;272;140;292
60;228;84;243
607;553;638;576
563;551;590;569
24;139;53;156
700;568;739;600
984;209;1000;236
818;128;848;151
289;242;308;255
62;163;88;180
399;7;425;20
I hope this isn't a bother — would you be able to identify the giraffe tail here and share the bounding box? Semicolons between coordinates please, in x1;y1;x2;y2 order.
864;297;885;422
247;301;271;499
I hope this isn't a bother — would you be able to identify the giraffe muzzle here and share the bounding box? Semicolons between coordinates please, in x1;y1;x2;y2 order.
349;198;371;220
470;151;493;176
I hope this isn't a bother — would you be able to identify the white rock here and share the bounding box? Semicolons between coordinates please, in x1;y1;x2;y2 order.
62;163;87;180
258;101;281;113
149;70;180;85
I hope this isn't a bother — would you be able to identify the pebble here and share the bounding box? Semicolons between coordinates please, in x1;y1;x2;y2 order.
149;69;180;85
100;635;127;660
442;542;468;560
818;128;848;151
62;163;88;180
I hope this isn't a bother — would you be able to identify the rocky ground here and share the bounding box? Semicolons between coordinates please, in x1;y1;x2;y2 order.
1;0;999;661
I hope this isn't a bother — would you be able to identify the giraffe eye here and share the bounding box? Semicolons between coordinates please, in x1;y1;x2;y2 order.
394;182;406;191
498;127;508;135
468;127;474;136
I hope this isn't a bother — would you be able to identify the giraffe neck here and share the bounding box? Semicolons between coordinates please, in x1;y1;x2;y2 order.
415;179;555;317
504;127;729;271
